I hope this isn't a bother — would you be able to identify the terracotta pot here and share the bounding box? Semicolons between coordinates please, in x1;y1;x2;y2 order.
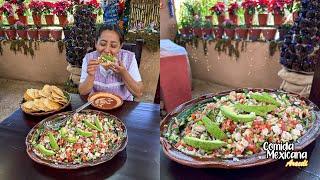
244;11;253;26
213;27;224;39
273;13;284;26
38;29;50;40
32;14;42;26
18;15;28;25
0;29;5;38
205;15;213;21
51;29;62;41
217;14;225;26
229;14;238;25
27;29;39;40
193;28;202;37
5;29;16;40
7;16;16;25
203;28;213;36
248;28;261;41
45;15;54;25
258;14;268;26
58;15;68;27
293;12;299;21
262;29;277;41
17;30;28;40
224;29;235;39
235;28;248;39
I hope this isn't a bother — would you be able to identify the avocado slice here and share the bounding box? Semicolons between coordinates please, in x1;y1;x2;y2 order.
36;144;55;156
251;93;281;107
66;136;78;143
100;54;115;63
183;136;226;150
202;116;226;140
48;132;59;151
234;104;276;116
220;106;256;122
59;127;67;138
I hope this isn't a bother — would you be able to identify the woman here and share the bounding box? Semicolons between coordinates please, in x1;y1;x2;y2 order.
79;24;143;101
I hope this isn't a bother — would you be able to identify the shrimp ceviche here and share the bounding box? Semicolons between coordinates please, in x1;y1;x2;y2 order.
29;112;126;165
163;90;315;159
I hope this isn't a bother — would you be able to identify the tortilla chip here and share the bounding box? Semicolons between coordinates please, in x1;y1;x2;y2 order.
44;98;61;110
51;85;65;97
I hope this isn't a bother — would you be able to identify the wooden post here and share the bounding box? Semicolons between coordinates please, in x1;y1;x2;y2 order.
309;62;320;107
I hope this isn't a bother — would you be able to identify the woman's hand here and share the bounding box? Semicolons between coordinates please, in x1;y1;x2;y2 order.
87;59;100;76
110;61;127;76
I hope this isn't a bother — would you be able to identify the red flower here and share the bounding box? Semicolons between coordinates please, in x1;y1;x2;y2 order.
53;0;73;16
29;0;45;15
257;0;269;13
228;2;239;15
0;2;14;17
242;0;257;15
210;2;225;16
268;0;285;15
16;4;28;16
84;0;101;14
43;1;55;14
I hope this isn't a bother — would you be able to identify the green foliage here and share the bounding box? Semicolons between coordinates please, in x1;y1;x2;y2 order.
63;79;79;94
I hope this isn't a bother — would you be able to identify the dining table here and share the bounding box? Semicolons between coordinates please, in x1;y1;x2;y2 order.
0;94;160;180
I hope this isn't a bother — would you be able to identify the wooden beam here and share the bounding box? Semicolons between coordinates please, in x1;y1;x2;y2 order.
309;62;320;107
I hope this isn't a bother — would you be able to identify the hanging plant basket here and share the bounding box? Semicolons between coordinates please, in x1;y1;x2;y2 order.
32;14;42;26
229;14;238;25
244;11;253;26
262;29;277;41
273;13;284;26
38;29;50;40
193;28;203;37
235;28;248;39
258;14;268;26
203;28;213;36
51;29;62;41
181;27;192;36
17;30;28;40
248;28;261;41
28;29;39;40
7;16;16;25
213;27;224;39
18;15;28;25
5;29;16;40
217;14;225;26
225;29;235;39
58;15;68;27
45;15;54;25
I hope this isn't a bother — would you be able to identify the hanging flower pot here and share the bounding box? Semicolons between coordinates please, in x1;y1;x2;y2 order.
183;27;192;36
193;28;203;37
262;28;277;41
7;16;16;25
225;28;235;39
32;13;42;26
235;27;248;39
217;14;225;26
248;28;261;41
58;15;68;27
273;13;284;26
213;27;224;39
45;15;54;25
18;15;28;25
17;30;28;40
229;14;238;25
38;29;50;40
51;29;62;41
244;11;253;26
28;29;39;40
203;28;213;36
5;29;16;40
258;14;268;26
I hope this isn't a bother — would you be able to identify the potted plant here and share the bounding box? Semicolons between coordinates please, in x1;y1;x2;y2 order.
51;28;62;41
0;2;15;25
228;2;239;25
180;16;192;36
16;3;29;25
0;23;5;38
257;0;269;26
27;25;39;40
5;26;16;40
235;24;248;40
203;18;213;37
84;0;101;22
269;0;285;26
248;28;261;41
292;1;301;21
223;19;236;39
54;0;73;27
213;27;224;39
278;23;292;40
192;15;202;37
210;2;225;26
29;0;45;26
38;28;50;40
262;28;277;41
241;0;257;26
43;1;55;25
15;21;28;39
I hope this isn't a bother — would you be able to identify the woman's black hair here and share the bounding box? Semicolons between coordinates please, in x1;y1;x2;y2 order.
95;24;124;44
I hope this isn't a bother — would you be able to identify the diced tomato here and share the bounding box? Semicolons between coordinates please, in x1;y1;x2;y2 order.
187;146;194;151
73;143;81;150
247;144;258;153
268;136;273;142
245;135;253;143
81;155;87;162
291;120;299;126
221;119;236;133
224;150;230;155
266;123;272;130
191;114;196;120
185;127;191;135
235;150;242;155
90;144;96;151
